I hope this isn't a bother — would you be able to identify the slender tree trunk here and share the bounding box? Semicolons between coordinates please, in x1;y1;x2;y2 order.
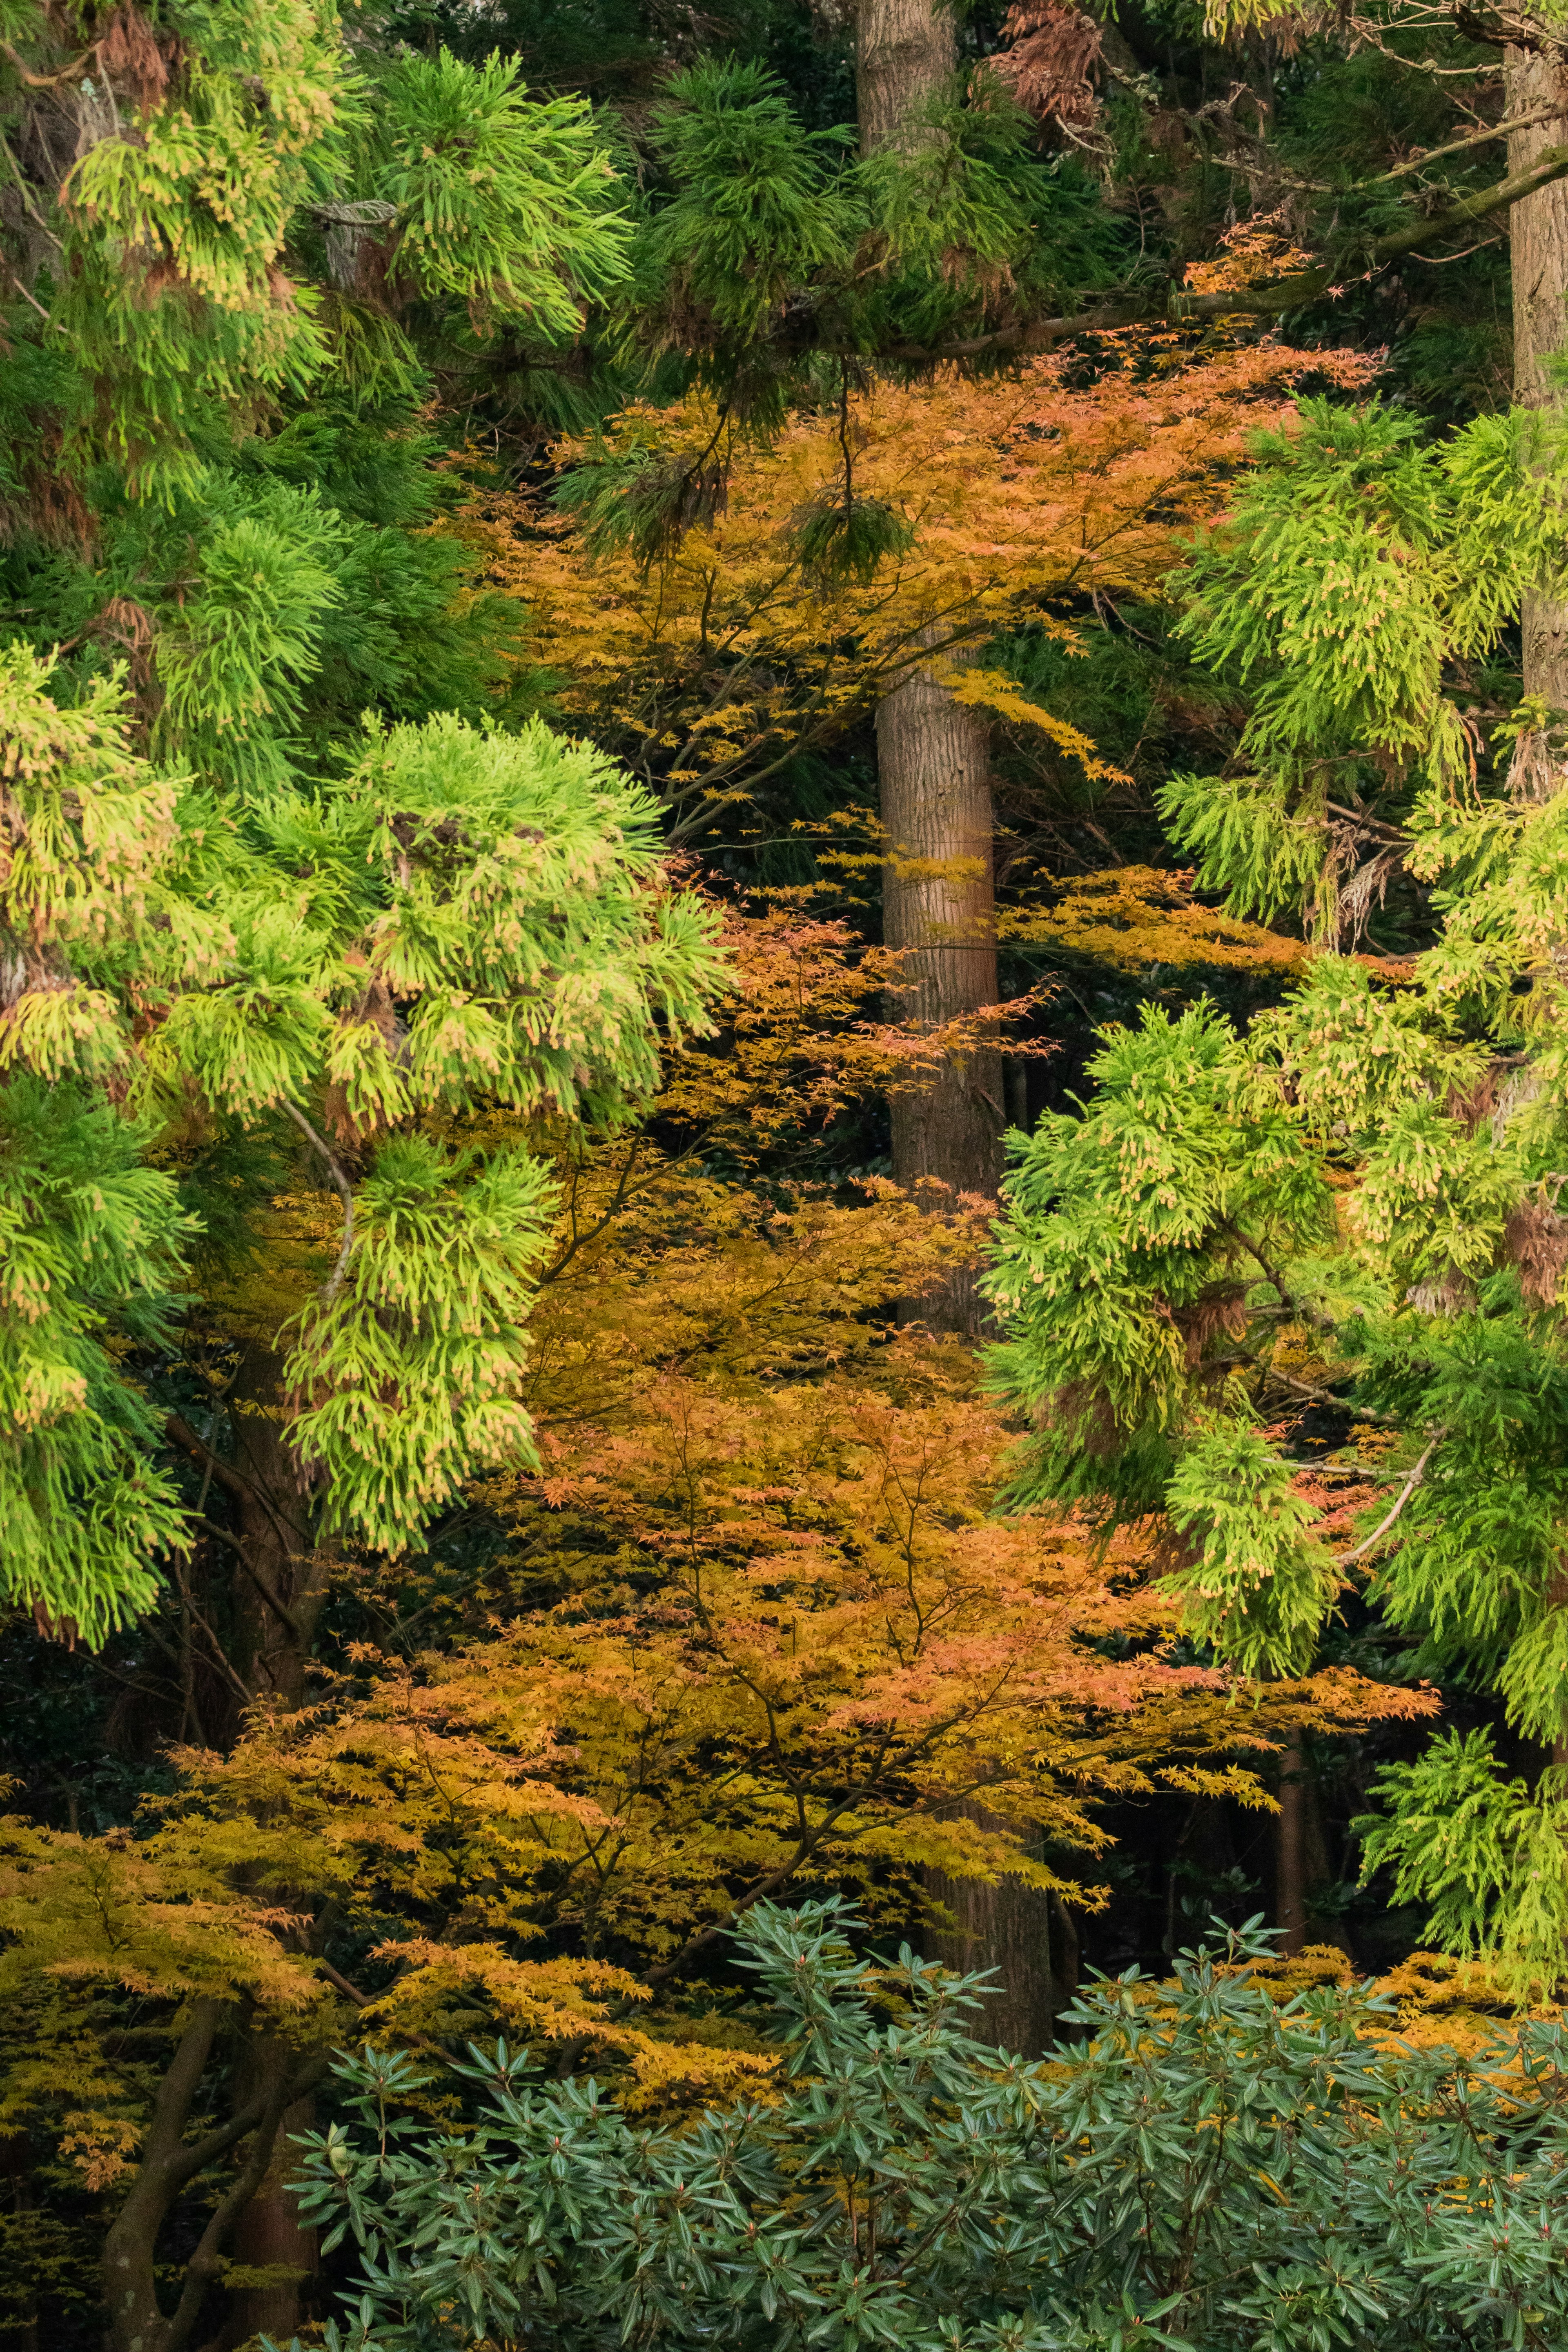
1275;1729;1307;1958
1508;49;1568;710
857;0;1003;1332
879;649;1003;1331
103;2001;222;2352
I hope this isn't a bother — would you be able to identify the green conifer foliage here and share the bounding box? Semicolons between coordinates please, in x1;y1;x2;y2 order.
987;396;1568;1989
0;643;722;1627
0;0;728;1644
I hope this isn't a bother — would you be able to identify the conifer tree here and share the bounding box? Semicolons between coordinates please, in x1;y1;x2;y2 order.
987;391;1568;1988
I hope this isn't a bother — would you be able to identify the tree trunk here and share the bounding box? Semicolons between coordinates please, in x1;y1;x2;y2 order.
922;1800;1065;2056
217;2039;318;2351
1508;48;1568;710
856;0;955;155
878;650;1003;1332
227;1341;327;1712
858;0;1003;1335
1275;1729;1307;1958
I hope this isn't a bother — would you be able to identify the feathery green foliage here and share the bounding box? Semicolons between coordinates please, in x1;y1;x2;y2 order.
989;393;1568;1984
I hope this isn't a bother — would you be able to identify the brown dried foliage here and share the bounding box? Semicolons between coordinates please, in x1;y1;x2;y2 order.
1504;1196;1568;1308
991;0;1102;129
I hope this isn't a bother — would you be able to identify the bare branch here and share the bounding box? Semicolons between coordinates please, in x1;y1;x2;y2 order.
281;1100;356;1300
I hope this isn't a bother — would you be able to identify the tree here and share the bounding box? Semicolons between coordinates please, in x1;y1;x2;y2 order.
0;897;1422;2348
285;1897;1568;2352
470;338;1370;1325
986;392;1568;1987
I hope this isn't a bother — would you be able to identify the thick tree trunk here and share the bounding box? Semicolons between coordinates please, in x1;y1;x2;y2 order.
856;0;955;154
1508;49;1568;709
922;1801;1072;2055
858;0;1003;1334
878;653;1003;1331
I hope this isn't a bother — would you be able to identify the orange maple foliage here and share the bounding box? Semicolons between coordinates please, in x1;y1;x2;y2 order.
452;341;1375;837
0;898;1437;2344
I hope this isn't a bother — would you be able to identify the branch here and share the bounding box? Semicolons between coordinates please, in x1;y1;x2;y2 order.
159;2052;329;2352
871;144;1568;365
1372;100;1566;180
164;1414;255;1507
193;1516;303;1640
1217;1219;1336;1332
280;1100;355;1300
1335;1434;1442;1565
318;1958;370;2007
1266;1366;1403;1425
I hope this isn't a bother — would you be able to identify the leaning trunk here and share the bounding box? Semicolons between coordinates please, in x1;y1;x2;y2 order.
1508;48;1568;710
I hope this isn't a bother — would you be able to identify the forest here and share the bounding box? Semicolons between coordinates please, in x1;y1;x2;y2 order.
2;0;1568;2342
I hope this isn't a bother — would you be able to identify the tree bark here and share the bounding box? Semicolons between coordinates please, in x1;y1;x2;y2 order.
922;1800;1065;2055
878;650;1003;1332
856;0;956;155
858;0;1003;1334
215;2038;318;2351
226;1341;328;1712
1275;1729;1307;1958
1508;47;1568;709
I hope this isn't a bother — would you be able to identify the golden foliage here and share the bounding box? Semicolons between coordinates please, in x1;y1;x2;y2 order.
450;343;1376;831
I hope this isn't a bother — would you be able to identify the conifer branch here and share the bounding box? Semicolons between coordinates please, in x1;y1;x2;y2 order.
1371;101;1565;181
1218;1218;1336;1332
1336;1435;1442;1566
281;1100;356;1300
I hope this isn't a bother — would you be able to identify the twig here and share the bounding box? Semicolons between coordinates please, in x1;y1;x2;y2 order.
281;1100;356;1299
1372;100;1566;181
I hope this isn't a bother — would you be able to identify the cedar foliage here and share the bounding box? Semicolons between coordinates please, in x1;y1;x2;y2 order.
988;394;1568;1994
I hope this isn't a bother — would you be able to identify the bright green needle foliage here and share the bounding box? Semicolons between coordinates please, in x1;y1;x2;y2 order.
0;0;629;496
1165;1425;1339;1678
985;1000;1330;1528
1160;400;1568;935
286;1138;557;1552
0;647;724;1617
990;390;1568;1984
0;1077;195;1645
1360;1732;1568;1997
633;60;860;353
362;50;630;333
278;1898;1568;2352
